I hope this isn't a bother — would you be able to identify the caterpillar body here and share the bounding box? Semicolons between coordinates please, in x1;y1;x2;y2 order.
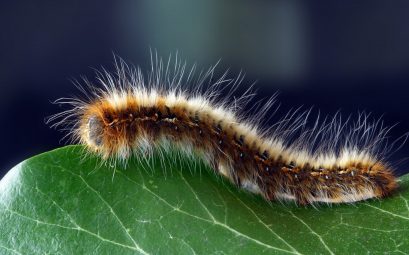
49;55;401;205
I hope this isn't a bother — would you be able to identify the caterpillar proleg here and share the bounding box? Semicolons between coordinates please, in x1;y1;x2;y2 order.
48;54;404;205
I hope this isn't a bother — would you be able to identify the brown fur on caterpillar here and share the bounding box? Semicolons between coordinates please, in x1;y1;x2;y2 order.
48;54;403;205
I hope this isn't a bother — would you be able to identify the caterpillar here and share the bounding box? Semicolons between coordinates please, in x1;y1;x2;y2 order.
48;54;404;205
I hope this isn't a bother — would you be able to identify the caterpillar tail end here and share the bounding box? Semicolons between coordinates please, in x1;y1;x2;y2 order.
371;164;398;199
269;162;399;205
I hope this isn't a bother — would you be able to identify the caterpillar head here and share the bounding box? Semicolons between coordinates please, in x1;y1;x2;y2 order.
82;108;135;161
87;115;104;147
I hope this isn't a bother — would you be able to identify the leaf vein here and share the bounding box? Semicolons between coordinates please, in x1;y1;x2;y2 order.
289;211;334;255
57;168;150;255
0;243;22;255
1;206;140;252
228;190;302;255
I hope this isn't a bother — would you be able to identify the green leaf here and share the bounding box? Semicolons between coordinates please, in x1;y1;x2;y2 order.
1;146;409;254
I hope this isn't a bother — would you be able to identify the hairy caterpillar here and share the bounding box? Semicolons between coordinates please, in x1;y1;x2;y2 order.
48;54;404;205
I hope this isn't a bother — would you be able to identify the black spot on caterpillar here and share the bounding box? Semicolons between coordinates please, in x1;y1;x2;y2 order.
47;54;407;205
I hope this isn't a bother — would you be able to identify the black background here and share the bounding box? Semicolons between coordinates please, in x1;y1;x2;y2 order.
1;0;409;178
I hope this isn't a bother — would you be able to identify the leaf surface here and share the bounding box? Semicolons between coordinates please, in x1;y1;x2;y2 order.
1;146;408;254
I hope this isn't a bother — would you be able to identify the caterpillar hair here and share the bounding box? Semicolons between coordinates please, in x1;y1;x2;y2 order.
47;53;406;205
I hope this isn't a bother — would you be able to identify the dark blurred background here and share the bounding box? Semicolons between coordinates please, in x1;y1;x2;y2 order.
1;0;409;178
